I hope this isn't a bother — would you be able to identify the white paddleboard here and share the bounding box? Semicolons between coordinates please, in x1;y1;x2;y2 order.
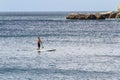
37;49;56;52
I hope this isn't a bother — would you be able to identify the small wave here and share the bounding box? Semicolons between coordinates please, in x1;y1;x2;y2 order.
0;67;115;75
95;55;120;58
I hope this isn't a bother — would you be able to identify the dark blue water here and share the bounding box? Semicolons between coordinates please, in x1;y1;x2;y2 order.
0;12;120;80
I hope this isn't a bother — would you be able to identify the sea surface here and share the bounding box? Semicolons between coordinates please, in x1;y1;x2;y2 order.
0;12;120;80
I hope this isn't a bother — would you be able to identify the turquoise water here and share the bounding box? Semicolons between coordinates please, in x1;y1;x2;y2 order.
0;12;120;80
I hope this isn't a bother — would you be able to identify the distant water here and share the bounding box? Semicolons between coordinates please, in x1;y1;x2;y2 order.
0;12;120;80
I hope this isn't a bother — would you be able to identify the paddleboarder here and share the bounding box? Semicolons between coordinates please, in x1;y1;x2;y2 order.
37;37;41;50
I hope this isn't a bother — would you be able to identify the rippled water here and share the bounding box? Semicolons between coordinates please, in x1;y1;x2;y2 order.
0;12;120;80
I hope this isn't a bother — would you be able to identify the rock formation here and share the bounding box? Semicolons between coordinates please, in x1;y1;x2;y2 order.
66;11;120;20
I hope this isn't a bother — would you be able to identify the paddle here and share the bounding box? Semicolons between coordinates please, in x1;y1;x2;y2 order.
41;41;44;48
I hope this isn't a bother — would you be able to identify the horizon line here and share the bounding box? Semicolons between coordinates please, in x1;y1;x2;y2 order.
0;10;117;12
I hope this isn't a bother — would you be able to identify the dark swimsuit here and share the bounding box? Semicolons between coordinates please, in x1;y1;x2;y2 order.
38;42;40;48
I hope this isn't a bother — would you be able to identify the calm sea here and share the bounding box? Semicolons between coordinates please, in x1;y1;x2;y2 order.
0;12;120;80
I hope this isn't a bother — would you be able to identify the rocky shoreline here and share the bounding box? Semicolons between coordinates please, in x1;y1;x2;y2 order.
66;11;120;20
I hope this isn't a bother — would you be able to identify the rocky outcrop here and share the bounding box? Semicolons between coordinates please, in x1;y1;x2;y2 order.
86;14;97;19
66;14;86;19
66;11;120;20
116;13;120;18
109;12;119;18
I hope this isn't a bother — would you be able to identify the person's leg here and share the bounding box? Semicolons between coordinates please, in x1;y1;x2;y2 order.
38;43;40;50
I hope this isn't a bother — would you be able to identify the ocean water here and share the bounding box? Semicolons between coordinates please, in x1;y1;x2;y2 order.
0;12;120;80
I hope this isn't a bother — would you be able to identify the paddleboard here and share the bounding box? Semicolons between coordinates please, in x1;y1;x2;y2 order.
37;49;56;52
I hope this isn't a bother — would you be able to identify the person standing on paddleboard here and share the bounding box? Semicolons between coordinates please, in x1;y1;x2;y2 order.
37;37;41;50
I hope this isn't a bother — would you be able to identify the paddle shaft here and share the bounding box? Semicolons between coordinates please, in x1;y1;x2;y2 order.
41;42;44;48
